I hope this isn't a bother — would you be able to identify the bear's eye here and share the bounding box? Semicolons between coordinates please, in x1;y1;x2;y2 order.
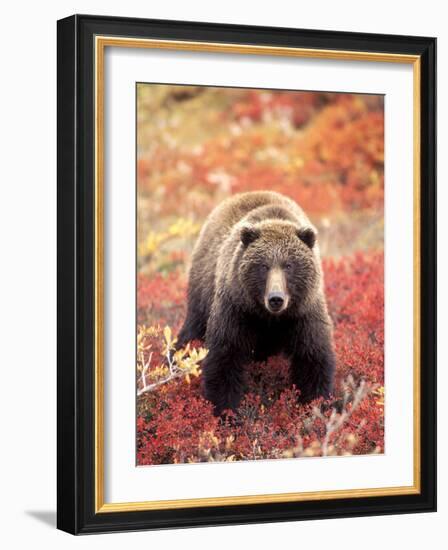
285;263;293;270
260;264;269;272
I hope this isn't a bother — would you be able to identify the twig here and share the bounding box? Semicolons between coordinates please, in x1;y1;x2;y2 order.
139;351;153;394
319;378;372;456
137;368;185;396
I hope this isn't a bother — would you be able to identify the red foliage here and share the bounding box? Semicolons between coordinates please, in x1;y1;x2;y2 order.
137;251;384;464
137;271;187;329
137;92;383;219
231;89;326;127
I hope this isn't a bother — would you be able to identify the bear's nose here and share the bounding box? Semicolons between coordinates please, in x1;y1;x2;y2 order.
268;292;285;311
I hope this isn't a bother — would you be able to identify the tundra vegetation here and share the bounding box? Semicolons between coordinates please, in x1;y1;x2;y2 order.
136;85;384;465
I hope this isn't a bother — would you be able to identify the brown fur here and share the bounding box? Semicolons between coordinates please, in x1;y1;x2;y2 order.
178;191;335;416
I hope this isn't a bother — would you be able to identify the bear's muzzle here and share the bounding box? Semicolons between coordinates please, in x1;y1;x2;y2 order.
264;267;289;314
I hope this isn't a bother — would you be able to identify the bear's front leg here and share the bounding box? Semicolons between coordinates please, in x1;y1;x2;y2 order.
289;312;336;403
202;308;253;416
202;346;249;416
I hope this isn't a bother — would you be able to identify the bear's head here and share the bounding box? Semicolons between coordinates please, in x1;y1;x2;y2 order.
238;220;320;316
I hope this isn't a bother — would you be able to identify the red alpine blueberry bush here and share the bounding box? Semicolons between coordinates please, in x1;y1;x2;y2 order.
136;251;384;465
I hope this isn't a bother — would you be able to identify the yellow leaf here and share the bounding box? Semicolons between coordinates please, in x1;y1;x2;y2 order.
163;326;172;346
173;348;187;362
190;366;201;378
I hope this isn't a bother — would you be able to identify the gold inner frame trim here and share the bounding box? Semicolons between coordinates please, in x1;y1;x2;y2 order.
94;35;421;514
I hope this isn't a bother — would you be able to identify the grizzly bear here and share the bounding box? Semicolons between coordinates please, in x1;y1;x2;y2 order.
177;191;335;416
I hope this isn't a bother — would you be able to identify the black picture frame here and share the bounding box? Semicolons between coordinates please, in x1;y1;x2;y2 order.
57;14;436;534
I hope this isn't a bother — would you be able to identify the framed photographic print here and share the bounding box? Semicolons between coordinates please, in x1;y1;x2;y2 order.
57;14;436;534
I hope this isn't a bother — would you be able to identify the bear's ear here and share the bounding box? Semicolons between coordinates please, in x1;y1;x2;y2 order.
241;224;260;247
297;227;316;249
